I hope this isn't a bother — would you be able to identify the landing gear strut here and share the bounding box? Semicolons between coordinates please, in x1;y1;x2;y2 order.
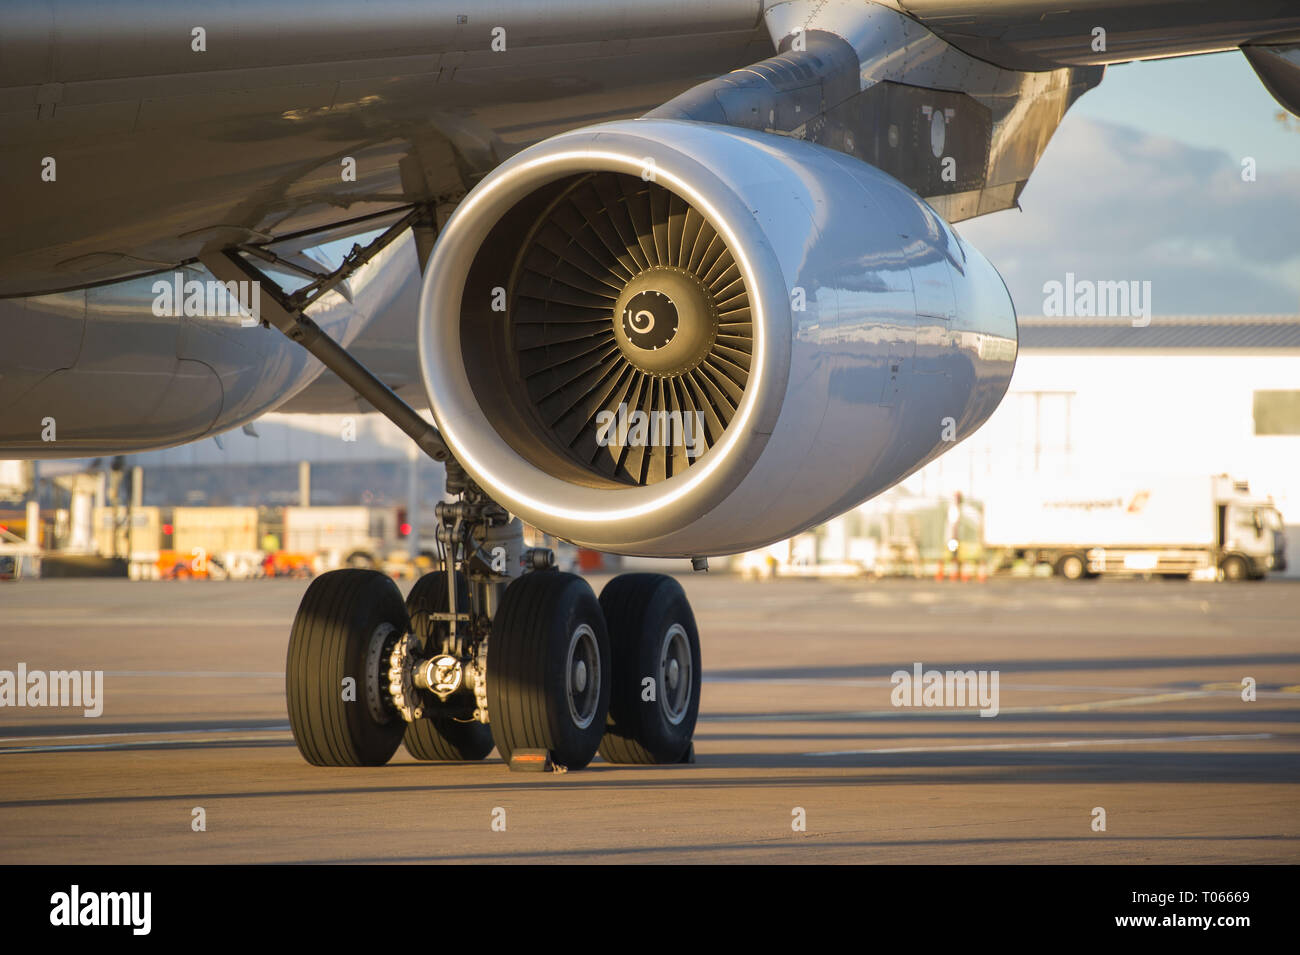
400;571;494;761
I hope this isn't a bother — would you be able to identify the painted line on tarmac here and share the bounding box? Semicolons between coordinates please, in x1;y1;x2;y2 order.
1045;690;1210;711
706;678;1295;697
1;615;287;628
807;732;1275;757
103;671;283;678
704;690;1228;721
0;725;291;754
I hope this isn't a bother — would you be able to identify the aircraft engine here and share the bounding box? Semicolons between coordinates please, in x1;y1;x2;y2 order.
419;119;1017;556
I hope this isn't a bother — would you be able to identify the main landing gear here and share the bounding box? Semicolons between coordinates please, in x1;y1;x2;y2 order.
198;240;703;771
285;462;703;771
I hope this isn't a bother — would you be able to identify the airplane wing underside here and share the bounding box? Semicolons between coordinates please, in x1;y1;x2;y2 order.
1;0;1297;300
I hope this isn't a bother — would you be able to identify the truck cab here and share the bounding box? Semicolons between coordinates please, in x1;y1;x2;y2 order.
1219;493;1287;580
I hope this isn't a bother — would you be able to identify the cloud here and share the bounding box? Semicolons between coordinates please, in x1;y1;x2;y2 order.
956;117;1300;315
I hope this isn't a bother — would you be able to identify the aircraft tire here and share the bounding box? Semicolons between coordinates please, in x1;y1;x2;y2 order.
597;574;701;765
286;569;407;766
487;571;610;770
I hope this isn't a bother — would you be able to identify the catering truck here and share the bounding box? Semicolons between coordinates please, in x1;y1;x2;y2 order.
982;475;1286;581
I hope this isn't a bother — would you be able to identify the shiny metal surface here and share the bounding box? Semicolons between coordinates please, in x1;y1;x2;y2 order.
739;1;1103;221
892;0;1300;71
0;234;413;456
0;1;767;297
565;623;601;730
419;119;1016;556
659;623;692;726
260;231;433;414
1243;43;1300;117
5;1;1295;298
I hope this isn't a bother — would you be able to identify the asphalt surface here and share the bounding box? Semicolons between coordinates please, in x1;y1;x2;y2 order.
1;574;1297;863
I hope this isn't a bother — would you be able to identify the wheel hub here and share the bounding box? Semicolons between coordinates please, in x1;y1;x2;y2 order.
658;624;692;726
416;654;464;700
365;622;400;725
386;631;425;722
565;624;601;730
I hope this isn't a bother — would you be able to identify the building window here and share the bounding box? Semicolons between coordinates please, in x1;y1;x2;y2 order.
1010;390;1075;474
1254;391;1300;435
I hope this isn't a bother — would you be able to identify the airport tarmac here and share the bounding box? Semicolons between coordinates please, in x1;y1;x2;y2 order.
1;574;1297;864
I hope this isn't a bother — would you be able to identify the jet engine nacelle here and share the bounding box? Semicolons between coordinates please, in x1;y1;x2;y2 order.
419;119;1016;556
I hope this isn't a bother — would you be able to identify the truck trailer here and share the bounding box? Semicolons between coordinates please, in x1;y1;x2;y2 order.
982;475;1286;581
283;505;403;570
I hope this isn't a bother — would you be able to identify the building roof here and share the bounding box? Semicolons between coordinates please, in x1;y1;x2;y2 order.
1017;315;1300;350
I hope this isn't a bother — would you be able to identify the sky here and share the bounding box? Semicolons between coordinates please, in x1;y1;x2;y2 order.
956;51;1300;317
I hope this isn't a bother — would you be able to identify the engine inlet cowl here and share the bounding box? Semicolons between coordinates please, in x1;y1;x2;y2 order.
419;119;1016;556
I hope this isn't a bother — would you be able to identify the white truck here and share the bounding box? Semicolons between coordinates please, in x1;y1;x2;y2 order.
283;506;401;570
982;475;1286;581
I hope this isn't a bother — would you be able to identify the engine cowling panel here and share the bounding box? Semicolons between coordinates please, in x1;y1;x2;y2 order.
419;119;1016;556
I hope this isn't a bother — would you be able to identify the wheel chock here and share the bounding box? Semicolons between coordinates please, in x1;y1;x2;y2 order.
508;749;554;772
